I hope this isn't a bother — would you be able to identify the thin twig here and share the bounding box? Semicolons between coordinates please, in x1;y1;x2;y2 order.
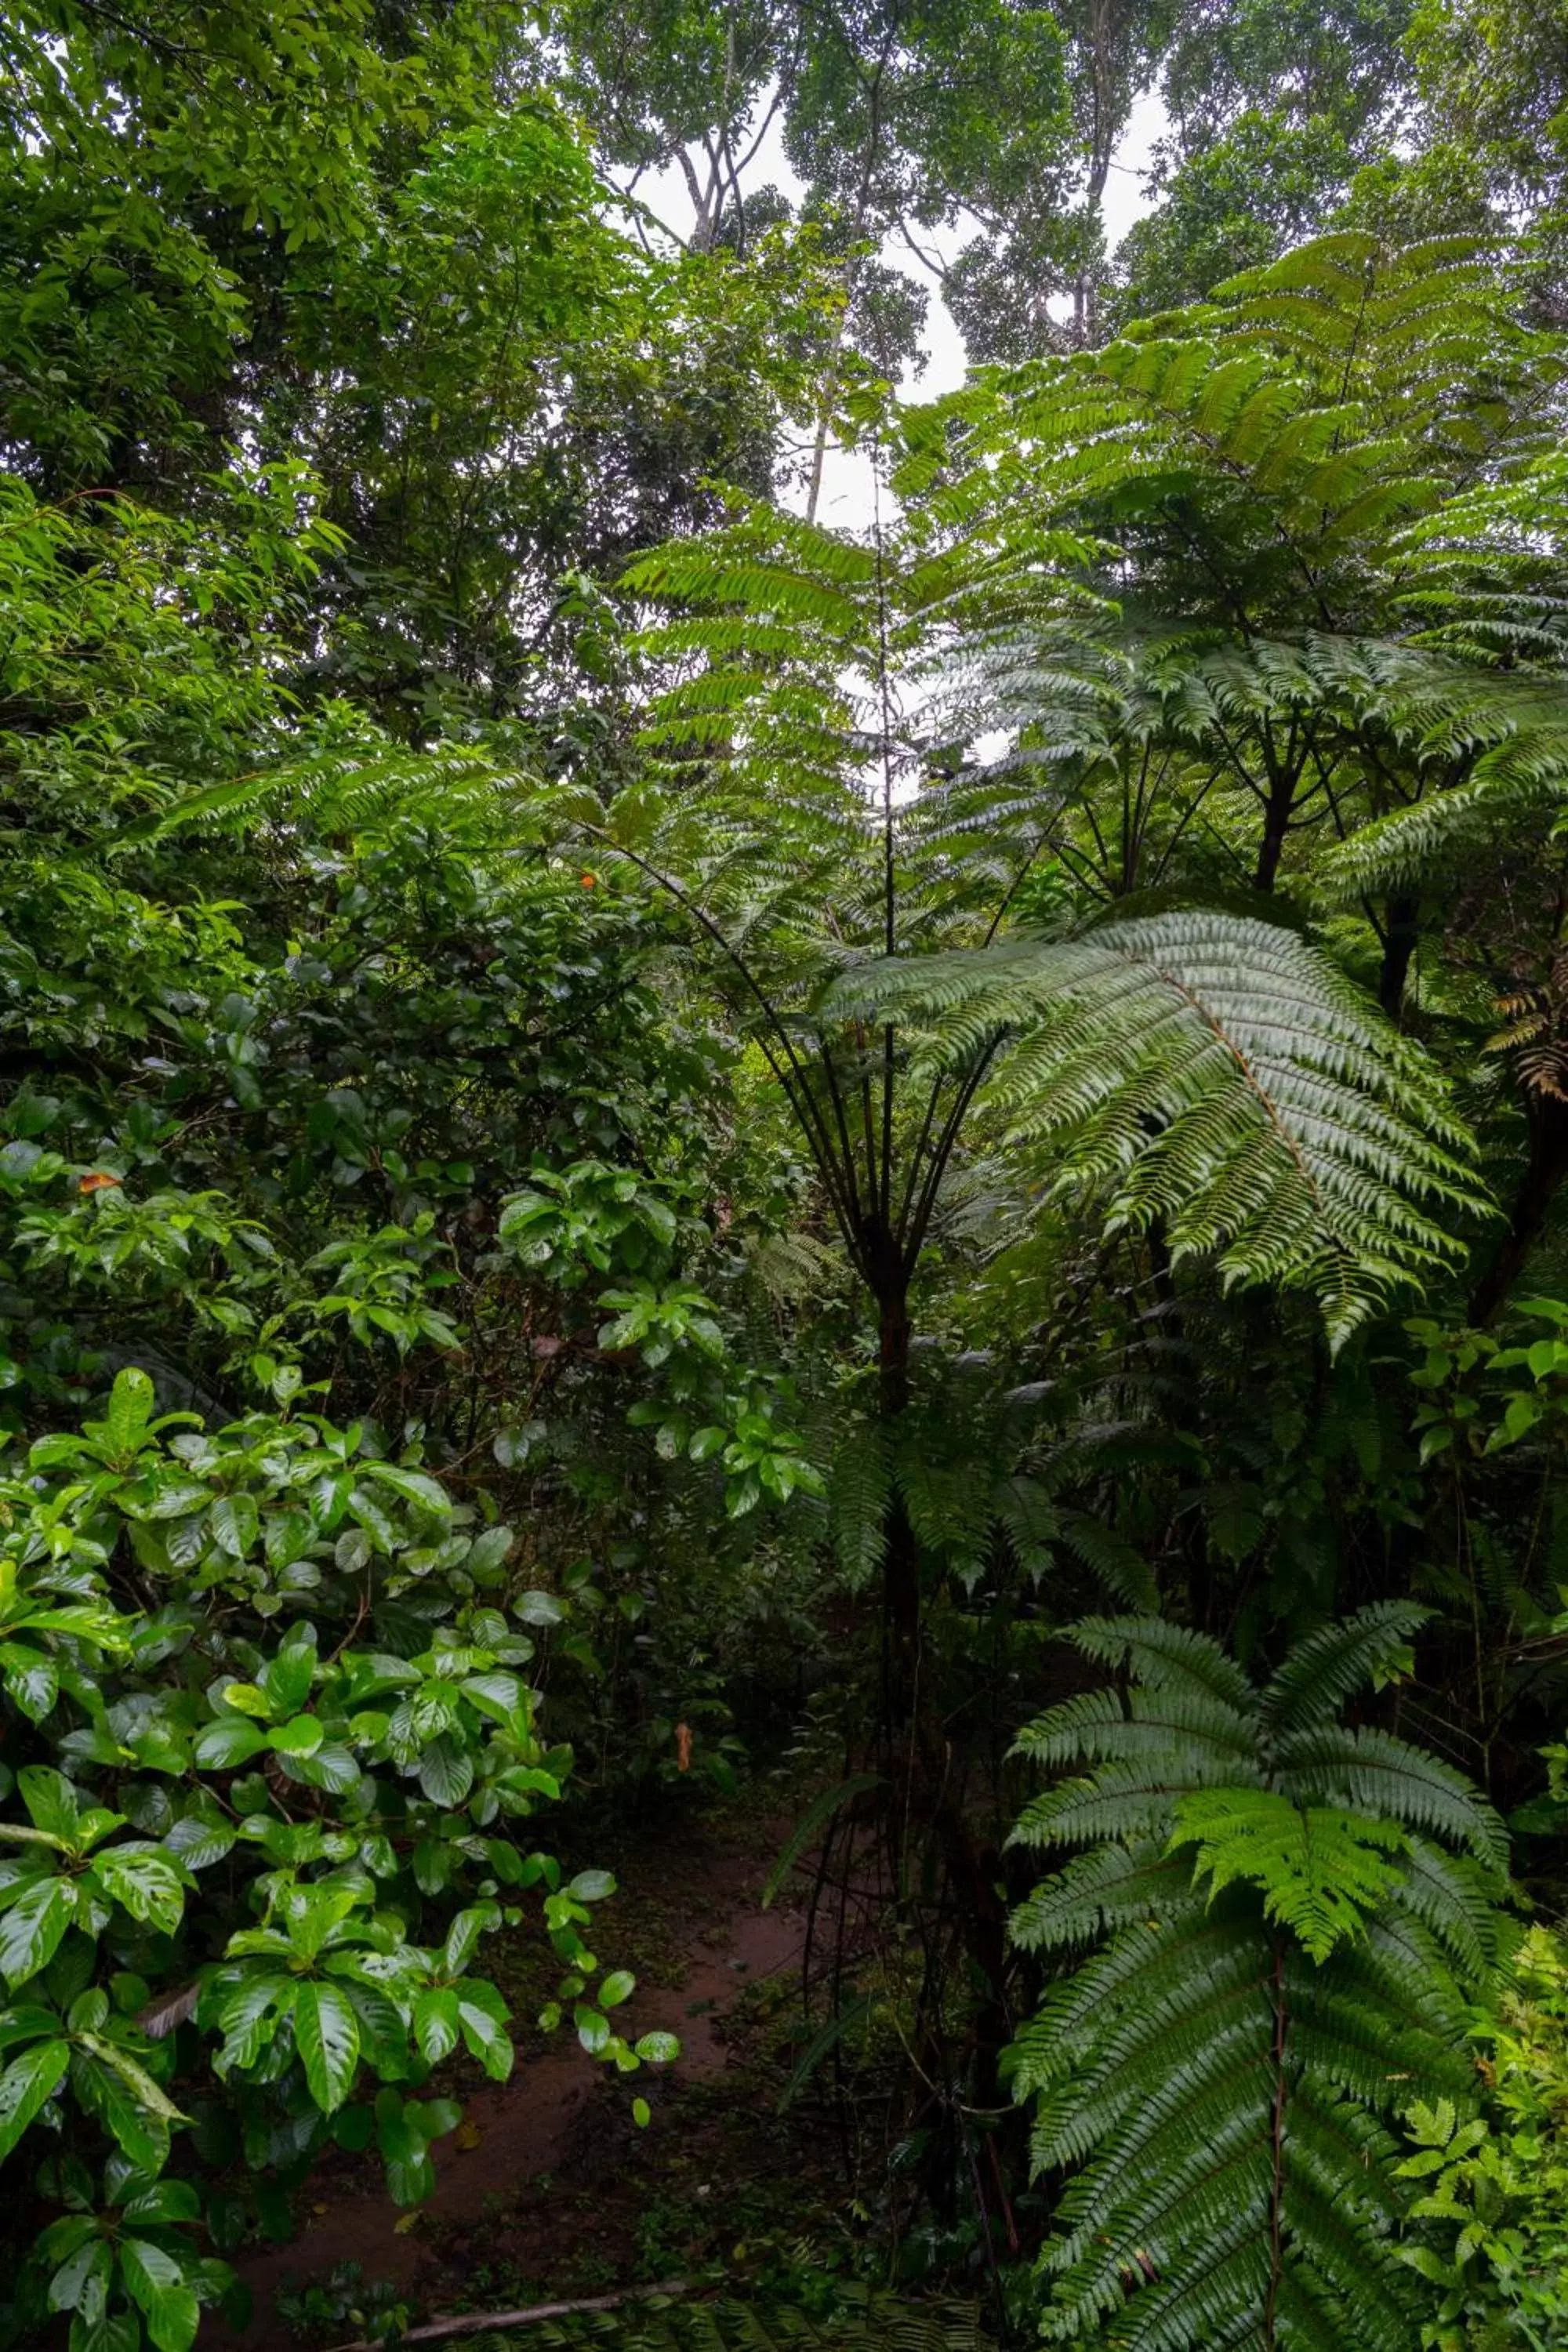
322;2278;693;2352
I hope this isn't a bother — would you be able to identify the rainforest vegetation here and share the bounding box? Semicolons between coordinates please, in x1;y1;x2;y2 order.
5;4;1568;2349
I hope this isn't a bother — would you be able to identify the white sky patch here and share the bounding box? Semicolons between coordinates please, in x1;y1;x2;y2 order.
629;82;1167;532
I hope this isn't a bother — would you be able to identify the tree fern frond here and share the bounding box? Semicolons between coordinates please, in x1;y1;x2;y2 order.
1009;1842;1196;1955
1170;1788;1410;1962
1051;1507;1159;1608
1010;1688;1260;1778
1065;1615;1257;1711
1279;1724;1510;1872
1261;1602;1431;1733
826;909;1486;1345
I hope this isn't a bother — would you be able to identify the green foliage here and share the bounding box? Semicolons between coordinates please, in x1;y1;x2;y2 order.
1171;1784;1411;1962
1008;1606;1508;2350
1397;1926;1568;2348
831;912;1484;1345
6;2;1568;2336
0;1369;677;2351
466;2289;988;2352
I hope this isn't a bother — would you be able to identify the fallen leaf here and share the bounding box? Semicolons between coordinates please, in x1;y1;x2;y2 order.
455;2120;483;2151
393;2211;423;2234
78;1171;122;1194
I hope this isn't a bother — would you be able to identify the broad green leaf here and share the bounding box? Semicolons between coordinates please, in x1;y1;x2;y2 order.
48;2234;111;2315
294;1980;360;2113
120;2237;200;2352
18;1766;79;1842
103;1370;156;1463
261;1641;317;1718
455;1977;513;2081
574;2002;608;2054
0;1876;75;1987
444;1906;498;1976
216;1975;291;2072
218;1682;271;1719
162;1816;234;1871
209;1494;260;1559
414;1985;460;2064
267;1715;324;1757
74;2033;187;2127
91;1848;187;1936
278;1741;359;1794
192;1718;268;1769
0;2036;68;2159
417;1737;474;1807
74;2055;169;2172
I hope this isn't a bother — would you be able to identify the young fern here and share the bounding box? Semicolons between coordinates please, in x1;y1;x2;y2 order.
1008;1605;1509;2351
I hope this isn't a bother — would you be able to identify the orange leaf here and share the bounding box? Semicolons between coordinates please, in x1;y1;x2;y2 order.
78;1172;122;1195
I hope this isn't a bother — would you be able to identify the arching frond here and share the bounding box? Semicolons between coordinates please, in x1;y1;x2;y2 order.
828;911;1487;1345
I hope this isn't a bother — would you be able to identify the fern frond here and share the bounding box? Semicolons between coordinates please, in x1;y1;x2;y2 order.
1261;1602;1431;1733
826;1424;892;1589
1009;1842;1196;1954
1279;1724;1509;1872
1066;1615;1257;1711
1010;1611;1506;2349
1171;1788;1409;1962
826;909;1486;1345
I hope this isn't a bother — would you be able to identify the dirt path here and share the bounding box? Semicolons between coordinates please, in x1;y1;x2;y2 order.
223;1816;809;2350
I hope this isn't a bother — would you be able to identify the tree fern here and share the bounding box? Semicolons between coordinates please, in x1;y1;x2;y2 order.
1007;1605;1509;2350
917;233;1564;649
826;910;1487;1345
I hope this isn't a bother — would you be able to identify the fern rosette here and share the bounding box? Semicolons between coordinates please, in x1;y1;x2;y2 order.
1007;1606;1509;2350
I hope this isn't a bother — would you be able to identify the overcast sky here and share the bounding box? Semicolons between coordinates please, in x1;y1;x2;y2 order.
635;84;1168;529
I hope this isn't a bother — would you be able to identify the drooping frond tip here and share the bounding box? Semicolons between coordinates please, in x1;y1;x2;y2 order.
826;909;1490;1347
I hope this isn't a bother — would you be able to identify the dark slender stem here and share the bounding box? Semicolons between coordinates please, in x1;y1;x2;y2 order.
872;438;900;1226
896;1072;948;1252
904;1045;999;1274
544;821;858;1247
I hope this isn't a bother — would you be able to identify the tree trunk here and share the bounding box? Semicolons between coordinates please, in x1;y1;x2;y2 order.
1253;767;1297;892
1469;1087;1568;1325
877;1280;921;1691
869;1260;1012;2104
1377;896;1420;1022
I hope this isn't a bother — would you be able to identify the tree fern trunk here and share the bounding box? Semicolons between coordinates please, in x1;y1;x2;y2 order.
873;1270;1013;2109
1254;773;1297;892
1377;895;1420;1022
878;1278;922;1703
1468;1087;1568;1324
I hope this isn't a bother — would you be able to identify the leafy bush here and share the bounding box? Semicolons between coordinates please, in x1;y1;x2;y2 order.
0;1367;673;2352
1399;1924;1568;2349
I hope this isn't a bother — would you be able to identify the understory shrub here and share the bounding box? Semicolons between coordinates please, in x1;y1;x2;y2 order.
0;1367;673;2352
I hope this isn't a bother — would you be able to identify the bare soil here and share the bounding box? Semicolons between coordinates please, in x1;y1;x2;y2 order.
221;1806;831;2350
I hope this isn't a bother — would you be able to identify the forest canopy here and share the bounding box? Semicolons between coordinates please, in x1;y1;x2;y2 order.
4;5;1568;2351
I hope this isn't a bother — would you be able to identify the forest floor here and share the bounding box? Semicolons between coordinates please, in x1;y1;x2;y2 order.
223;1794;856;2350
